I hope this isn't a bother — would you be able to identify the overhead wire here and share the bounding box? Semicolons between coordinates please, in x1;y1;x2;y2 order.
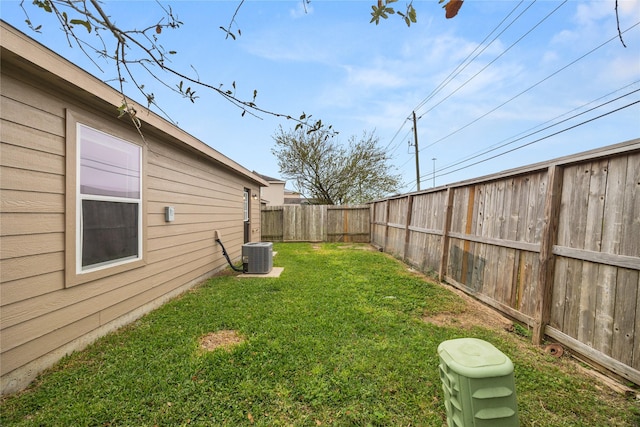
433;81;640;175
401;82;640;190
383;0;528;154
383;119;411;151
431;98;640;180
423;20;640;151
413;0;530;116
417;0;569;149
389;0;534;186
421;86;640;178
386;127;413;156
393;0;565;185
392;3;638;190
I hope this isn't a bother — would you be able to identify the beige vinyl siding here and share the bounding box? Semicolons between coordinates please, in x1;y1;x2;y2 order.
1;27;264;393
1;72;66;304
0;190;64;214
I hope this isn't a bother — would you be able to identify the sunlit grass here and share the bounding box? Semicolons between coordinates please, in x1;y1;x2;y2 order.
1;243;637;426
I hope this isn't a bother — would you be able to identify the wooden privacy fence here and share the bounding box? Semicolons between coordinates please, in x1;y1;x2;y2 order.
371;139;640;384
261;205;370;242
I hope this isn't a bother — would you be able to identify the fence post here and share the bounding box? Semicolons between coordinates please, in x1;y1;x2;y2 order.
342;207;349;243
533;165;564;345
369;203;374;244
439;187;455;281
383;200;391;252
403;194;414;262
280;205;287;241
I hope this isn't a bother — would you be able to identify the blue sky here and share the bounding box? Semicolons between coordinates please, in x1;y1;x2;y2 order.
2;0;639;193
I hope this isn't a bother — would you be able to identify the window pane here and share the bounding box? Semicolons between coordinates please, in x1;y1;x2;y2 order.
244;190;249;221
82;200;139;268
80;125;140;198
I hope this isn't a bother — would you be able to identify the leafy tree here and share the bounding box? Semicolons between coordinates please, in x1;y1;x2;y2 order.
271;126;403;205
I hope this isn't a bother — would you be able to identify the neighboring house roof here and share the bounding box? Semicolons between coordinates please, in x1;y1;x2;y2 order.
253;172;286;185
284;197;307;205
0;20;268;188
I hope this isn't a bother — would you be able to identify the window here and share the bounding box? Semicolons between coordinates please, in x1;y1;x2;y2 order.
77;124;142;272
243;189;250;222
65;110;147;287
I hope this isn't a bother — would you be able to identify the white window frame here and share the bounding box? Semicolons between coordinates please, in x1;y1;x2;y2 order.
244;189;250;222
76;123;143;274
65;110;146;287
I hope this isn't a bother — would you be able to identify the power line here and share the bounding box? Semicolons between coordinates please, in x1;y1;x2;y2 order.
413;0;530;116
423;20;640;151
418;0;569;146
383;0;529;154
387;127;413;156
431;98;639;180
395;0;566;176
399;84;639;190
383;119;411;151
434;81;640;175
392;6;639;190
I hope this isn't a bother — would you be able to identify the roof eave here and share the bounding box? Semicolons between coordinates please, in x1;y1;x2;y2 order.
0;20;268;187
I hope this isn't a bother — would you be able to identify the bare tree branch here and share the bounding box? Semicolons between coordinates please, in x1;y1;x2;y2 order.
221;0;244;40
615;0;627;48
19;0;328;133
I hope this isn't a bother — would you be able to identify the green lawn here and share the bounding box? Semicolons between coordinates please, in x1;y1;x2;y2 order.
1;243;638;426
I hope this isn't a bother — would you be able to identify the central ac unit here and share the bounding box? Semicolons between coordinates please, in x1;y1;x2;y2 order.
242;242;273;274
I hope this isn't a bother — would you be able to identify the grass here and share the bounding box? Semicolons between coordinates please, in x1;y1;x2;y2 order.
1;243;638;426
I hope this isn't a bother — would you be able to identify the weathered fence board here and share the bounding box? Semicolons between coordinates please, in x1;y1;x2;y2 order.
327;206;371;243
261;205;369;242
261;206;283;241
370;139;640;384
371;201;387;246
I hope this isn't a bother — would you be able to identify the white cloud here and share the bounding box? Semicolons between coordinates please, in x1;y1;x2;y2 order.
619;0;640;17
343;63;406;89
598;55;640;82
551;29;580;45
542;50;560;64
574;1;614;26
551;0;639;47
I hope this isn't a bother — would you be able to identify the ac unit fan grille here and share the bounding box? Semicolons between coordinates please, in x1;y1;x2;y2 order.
242;242;273;274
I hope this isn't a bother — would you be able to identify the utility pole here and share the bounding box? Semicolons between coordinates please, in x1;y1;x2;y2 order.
412;111;420;191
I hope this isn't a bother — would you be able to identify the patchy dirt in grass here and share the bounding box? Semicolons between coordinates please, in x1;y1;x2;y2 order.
312;243;377;251
336;244;377;251
422;284;515;333
199;330;244;352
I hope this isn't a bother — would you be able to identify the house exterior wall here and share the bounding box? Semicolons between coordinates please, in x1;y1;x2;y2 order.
0;22;264;394
261;181;286;206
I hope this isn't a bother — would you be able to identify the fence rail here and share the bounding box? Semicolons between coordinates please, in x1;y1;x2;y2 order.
370;139;640;385
261;205;370;242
